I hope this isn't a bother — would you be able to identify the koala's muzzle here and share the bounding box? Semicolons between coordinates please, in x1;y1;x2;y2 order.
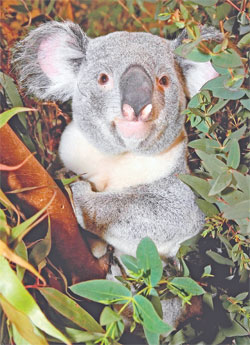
120;65;153;119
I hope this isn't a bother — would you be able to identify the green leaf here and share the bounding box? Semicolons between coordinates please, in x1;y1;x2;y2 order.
227;139;240;169
12;324;33;345
212;49;242;68
208;171;232;196
134;295;172;334
64;327;99;343
15;241;28;281
188;139;221;154
0;107;34;129
240;99;250;111
221;320;249;337
202;76;245;100
235;292;248;301
136;237;163;287
206;250;234;266
196;150;228;178
0;72;27;129
233;171;250;194
186;47;211;62
70;280;132;304
0;295;48;345
207;99;229;115
143;327;160;345
0;257;70;344
120;255;139;274
188;0;218;5
39;287;104;333
179;174;216;203
100;307;121;326
11;196;54;242
29;225;51;268
171;277;205;295
237;32;250;48
150;295;163;319
223;200;250;219
196;198;219;217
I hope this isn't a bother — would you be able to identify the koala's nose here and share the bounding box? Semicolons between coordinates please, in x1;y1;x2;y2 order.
120;65;153;118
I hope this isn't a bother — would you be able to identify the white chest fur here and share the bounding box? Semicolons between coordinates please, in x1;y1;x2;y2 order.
59;121;186;192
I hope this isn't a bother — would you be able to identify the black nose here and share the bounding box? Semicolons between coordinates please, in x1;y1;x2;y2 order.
120;65;153;117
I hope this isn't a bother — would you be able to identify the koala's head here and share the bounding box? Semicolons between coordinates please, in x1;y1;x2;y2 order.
14;22;221;155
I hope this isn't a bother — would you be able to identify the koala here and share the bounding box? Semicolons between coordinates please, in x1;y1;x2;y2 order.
14;21;221;325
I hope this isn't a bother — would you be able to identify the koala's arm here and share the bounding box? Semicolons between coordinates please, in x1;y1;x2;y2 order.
71;177;204;258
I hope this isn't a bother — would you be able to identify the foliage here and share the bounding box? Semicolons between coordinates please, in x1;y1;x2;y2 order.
0;1;250;345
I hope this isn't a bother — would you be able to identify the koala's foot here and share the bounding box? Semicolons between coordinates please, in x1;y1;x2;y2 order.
88;237;108;259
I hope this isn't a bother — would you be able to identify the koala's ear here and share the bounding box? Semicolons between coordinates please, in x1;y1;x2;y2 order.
13;21;89;102
172;27;223;98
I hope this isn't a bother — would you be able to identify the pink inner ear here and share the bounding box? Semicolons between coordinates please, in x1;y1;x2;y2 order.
38;37;61;78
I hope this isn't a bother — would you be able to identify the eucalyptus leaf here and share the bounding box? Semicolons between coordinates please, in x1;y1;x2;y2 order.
171;277;205;295
196;150;228;178
223;200;250;219
196;198;219;217
0;257;70;344
188;138;221;154
206;250;234;266
240;99;250;111
208;171;232;196
212;49;242;68
39;287;104;333
0;107;34;129
188;0;218;6
227;139;240;169
179;174;217;202
0;295;48;345
99;307;121;326
120;255;139;274
134;295;172;334
136;237;163;287
143;327;160;345
70;280;132;304
202;75;245;100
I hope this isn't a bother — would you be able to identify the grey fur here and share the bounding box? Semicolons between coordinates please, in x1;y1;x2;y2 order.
13;21;222;327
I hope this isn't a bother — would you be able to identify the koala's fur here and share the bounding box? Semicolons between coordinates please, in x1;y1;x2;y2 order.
14;21;222;326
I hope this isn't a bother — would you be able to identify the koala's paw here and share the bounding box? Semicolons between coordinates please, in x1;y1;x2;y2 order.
88;238;108;258
71;180;92;194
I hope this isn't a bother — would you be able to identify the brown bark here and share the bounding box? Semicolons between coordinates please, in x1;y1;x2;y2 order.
0;124;108;284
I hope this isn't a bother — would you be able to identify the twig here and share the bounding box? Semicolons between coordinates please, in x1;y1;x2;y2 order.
19;0;32;27
225;0;250;21
116;0;149;32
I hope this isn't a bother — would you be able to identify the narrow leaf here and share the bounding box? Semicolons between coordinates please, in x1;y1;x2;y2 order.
0;107;34;128
206;250;234;266
171;277;205;295
70;280;132;304
0;240;45;283
39;287;104;333
227;139;240;169
0;257;70;344
208;171;232;196
134;295;172;334
0;294;48;345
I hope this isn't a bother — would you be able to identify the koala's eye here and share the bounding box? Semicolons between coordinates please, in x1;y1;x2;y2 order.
98;73;109;85
158;75;169;87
